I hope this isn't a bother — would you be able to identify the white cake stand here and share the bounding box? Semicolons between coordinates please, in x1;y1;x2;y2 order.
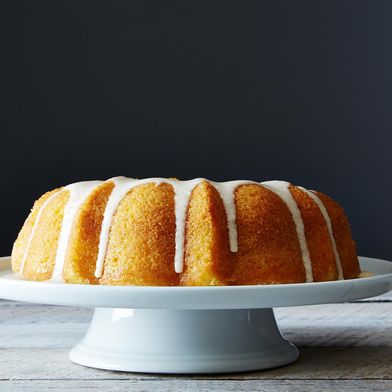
0;256;391;374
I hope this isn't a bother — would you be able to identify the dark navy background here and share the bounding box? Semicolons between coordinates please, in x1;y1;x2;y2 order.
1;1;391;259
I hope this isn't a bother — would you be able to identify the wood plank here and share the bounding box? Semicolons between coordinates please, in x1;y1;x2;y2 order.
357;290;392;301
1;294;391;389
0;303;91;323
0;379;391;392
0;348;391;381
0;303;390;326
275;303;392;347
0;303;391;348
1;318;391;349
0;324;86;348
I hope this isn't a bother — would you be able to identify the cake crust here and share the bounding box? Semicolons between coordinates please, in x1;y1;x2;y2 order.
11;178;360;286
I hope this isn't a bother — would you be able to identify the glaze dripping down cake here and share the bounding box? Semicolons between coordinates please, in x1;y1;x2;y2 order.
11;177;360;285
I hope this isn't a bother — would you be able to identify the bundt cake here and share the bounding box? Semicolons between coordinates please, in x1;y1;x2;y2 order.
11;177;360;285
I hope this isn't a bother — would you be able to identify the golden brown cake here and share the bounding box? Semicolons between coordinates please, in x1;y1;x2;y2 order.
11;177;360;285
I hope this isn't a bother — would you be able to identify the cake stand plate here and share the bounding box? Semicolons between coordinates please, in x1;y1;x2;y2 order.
0;256;391;373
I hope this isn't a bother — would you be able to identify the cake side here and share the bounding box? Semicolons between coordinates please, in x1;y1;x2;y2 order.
99;182;179;286
62;181;115;284
181;181;234;286
290;186;339;281
11;189;64;274
11;177;360;285
314;191;360;279
234;184;306;285
12;188;67;281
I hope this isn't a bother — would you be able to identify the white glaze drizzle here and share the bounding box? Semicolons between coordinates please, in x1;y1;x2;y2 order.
261;180;314;282
50;181;102;281
171;179;204;273
301;188;344;280
211;180;257;252
19;190;63;274
94;177;138;278
171;179;257;272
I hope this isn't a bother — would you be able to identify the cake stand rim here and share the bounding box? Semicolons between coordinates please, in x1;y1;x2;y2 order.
0;256;391;309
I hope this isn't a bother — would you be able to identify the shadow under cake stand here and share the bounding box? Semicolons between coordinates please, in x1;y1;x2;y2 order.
0;256;391;374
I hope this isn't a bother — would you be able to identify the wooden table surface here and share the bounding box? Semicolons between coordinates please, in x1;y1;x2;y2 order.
0;292;391;391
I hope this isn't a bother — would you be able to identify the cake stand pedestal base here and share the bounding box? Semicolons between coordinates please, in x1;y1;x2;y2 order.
69;307;298;373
